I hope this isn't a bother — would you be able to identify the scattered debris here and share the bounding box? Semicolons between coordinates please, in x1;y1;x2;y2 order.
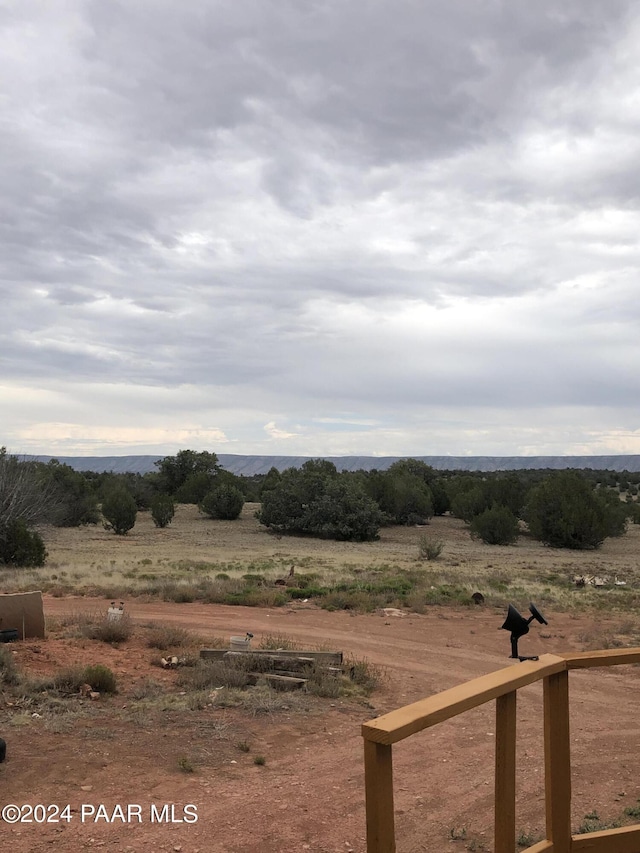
200;648;345;692
107;601;125;622
275;566;298;587
573;575;613;588
380;608;406;618
229;632;253;651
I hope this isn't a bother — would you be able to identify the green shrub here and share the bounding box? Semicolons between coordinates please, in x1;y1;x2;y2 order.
624;801;640;819
367;469;433;525
449;484;489;523
0;519;47;566
83;664;117;693
418;535;443;560
45;461;100;527
525;472;627;549
101;488;137;535
470;505;519;545
177;755;195;773
200;484;245;520
175;472;214;504
287;586;325;599
155;449;221;496
626;503;640;524
258;461;383;541
150;494;175;528
242;573;266;586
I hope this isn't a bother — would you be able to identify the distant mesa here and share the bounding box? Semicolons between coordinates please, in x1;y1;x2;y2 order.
17;453;640;476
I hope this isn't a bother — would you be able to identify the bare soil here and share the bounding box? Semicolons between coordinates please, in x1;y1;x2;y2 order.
2;596;639;853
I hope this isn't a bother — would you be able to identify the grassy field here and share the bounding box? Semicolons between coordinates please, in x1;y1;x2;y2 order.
2;502;640;617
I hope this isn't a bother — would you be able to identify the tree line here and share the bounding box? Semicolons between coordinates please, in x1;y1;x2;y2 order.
0;446;638;567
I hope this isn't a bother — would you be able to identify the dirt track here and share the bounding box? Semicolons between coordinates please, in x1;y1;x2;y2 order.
2;596;639;852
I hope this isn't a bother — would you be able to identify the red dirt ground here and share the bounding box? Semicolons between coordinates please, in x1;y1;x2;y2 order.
1;596;639;853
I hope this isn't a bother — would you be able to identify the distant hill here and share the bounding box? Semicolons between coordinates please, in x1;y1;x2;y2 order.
19;453;640;475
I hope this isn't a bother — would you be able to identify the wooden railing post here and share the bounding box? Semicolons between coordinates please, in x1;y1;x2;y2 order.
364;740;396;853
495;690;517;853
362;651;640;853
544;670;572;853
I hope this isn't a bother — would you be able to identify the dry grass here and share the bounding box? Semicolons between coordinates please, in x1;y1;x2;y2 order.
0;645;20;685
146;624;194;650
177;659;250;691
1;503;639;615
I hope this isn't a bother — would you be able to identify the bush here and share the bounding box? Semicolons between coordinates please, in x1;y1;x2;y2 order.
174;472;215;504
45;461;100;526
368;470;433;525
155;449;221;495
417;535;443;560
101;488;137;535
627;502;640;524
258;461;383;541
0;645;20;685
147;625;191;650
82;614;133;644
525;472;627;550
470;505;520;545
150;494;175;528
0;519;47;567
83;664;117;693
53;666;88;694
449;484;489;523
430;478;451;516
347;656;383;694
200;484;245;520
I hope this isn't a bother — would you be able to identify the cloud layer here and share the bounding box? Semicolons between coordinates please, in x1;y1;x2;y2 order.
3;1;640;457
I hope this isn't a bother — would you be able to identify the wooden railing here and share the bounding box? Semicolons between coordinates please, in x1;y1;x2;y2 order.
362;648;640;853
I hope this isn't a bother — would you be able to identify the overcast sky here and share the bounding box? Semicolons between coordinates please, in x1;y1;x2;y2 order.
3;1;640;459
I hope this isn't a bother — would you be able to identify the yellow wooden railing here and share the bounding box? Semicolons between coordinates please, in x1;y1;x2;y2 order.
362;648;640;853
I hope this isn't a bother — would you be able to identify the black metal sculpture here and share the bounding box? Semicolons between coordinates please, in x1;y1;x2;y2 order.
501;603;548;661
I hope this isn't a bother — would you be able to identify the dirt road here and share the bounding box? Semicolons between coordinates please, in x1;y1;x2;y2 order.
1;597;638;853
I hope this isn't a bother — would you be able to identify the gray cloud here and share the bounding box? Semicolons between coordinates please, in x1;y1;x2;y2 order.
2;1;640;457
